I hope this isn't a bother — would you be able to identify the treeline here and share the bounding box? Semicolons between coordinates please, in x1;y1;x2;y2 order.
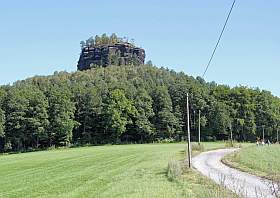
0;65;280;152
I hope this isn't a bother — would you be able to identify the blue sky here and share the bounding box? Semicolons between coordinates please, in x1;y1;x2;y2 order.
0;0;279;96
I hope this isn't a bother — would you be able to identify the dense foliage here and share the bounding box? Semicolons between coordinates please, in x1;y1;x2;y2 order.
0;65;279;152
80;33;135;49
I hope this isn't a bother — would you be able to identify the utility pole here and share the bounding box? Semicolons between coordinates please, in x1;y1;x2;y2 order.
277;128;279;143
198;110;201;145
186;93;192;168
193;110;196;129
230;123;233;145
103;67;106;81
262;125;265;141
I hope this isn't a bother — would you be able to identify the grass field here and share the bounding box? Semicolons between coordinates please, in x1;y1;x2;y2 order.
0;142;235;198
224;144;280;178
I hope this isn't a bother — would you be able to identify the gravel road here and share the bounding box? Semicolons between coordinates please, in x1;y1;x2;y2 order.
193;148;275;198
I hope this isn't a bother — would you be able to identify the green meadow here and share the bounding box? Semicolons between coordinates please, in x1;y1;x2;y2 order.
0;143;235;198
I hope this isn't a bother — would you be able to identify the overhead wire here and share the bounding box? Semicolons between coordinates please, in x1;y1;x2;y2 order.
202;0;236;78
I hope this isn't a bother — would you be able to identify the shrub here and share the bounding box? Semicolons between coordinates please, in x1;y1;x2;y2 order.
47;145;56;150
225;141;234;148
191;143;205;152
167;159;182;181
224;140;243;148
4;141;12;152
225;140;242;148
156;138;176;144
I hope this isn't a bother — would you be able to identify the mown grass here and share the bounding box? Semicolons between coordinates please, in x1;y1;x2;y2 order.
224;144;280;178
0;142;235;198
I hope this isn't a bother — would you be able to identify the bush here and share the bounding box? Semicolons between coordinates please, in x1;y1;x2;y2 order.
167;159;182;181
156;138;176;144
47;145;56;150
225;141;234;148
191;143;205;152
4;141;12;152
225;140;242;148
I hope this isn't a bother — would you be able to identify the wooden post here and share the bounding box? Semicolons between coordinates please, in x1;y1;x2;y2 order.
277;128;279;143
186;93;192;168
193;110;196;129
198;110;201;145
262;125;265;141
230;124;233;145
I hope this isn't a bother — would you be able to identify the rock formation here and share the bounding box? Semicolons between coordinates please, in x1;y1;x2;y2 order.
77;43;145;71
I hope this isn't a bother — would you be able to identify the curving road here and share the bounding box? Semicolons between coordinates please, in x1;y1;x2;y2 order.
193;148;275;198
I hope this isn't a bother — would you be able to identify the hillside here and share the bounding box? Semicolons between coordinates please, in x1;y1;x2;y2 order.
0;64;279;152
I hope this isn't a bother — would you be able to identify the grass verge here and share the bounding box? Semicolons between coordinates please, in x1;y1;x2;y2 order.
223;144;280;179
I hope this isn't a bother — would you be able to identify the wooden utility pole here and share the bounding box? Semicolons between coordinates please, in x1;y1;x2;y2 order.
193;110;196;129
198;110;201;145
186;93;192;168
230;123;233;145
262;125;265;141
277;128;279;143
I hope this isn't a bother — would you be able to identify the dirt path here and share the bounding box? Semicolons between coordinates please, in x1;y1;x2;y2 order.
193;148;274;198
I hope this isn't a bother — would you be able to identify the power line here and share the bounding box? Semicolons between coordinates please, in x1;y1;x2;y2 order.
202;0;236;78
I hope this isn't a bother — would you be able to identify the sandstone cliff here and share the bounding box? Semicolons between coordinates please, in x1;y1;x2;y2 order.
77;43;145;71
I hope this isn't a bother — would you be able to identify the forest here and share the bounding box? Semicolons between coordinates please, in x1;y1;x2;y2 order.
0;64;279;152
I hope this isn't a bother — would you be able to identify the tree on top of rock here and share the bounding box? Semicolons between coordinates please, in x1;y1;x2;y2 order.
80;33;135;49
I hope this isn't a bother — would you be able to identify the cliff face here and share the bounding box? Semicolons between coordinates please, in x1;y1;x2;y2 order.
77;43;145;71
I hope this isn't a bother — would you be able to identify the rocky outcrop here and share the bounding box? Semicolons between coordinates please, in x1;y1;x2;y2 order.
77;43;145;71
